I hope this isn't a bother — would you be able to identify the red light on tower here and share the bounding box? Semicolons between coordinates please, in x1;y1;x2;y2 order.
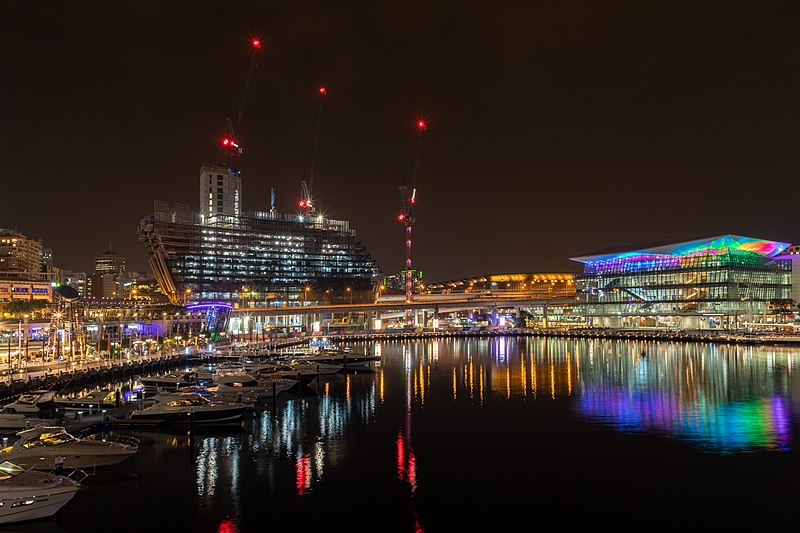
299;200;306;207
319;87;327;95
417;120;426;130
251;39;262;49
398;214;405;221
222;138;230;146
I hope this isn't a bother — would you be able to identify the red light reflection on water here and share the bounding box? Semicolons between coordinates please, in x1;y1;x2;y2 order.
296;453;311;495
218;518;238;533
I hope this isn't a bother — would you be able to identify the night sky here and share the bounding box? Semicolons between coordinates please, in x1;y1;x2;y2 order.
4;2;800;282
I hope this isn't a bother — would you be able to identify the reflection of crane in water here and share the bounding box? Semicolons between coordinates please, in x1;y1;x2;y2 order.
397;344;424;531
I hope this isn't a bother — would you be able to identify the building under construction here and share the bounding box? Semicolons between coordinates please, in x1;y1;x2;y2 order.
138;199;382;307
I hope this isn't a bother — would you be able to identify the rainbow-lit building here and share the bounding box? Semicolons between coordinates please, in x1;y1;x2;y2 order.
571;235;793;330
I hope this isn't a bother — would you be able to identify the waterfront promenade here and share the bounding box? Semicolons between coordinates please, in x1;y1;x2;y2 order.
3;325;799;401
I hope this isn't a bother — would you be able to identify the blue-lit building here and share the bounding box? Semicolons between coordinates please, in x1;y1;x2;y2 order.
571;235;794;330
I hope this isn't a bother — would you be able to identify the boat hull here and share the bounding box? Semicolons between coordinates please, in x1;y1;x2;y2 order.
0;484;79;525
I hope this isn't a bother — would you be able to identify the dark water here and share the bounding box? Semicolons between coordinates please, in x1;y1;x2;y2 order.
21;337;800;532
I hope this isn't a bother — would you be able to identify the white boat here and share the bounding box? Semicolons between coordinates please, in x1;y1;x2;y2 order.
2;391;58;415
0;408;59;433
139;371;199;391
207;373;298;400
0;426;140;470
0;460;85;525
300;348;380;370
122;392;249;425
53;389;119;412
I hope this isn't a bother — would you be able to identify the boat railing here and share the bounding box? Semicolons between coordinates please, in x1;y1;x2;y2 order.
103;434;141;449
51;467;91;484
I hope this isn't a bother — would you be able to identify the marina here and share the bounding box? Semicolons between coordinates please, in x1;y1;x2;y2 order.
0;335;793;530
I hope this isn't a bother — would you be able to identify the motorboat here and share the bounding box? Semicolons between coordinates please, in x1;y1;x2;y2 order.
177;385;260;407
299;348;381;370
207;373;298;400
0;426;140;470
0;407;59;433
244;360;336;388
2;391;58;415
139;371;199;392
0;460;85;525
122;392;249;425
53;389;119;412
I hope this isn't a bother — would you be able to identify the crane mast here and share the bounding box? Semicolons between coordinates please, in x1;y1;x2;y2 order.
398;119;427;326
300;87;327;216
221;37;262;172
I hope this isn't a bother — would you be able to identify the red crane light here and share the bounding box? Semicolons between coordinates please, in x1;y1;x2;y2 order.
251;39;262;49
417;120;426;130
222;138;230;146
319;87;327;95
398;214;405;221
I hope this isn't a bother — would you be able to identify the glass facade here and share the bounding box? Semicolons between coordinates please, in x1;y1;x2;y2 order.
139;201;381;306
572;235;792;328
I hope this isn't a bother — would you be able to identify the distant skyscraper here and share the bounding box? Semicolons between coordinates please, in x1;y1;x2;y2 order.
89;246;126;298
199;163;242;222
94;246;125;275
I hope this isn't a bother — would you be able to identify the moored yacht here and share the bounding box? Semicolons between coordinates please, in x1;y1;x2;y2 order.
139;371;199;392
0;460;85;525
0;426;140;470
122;392;249;425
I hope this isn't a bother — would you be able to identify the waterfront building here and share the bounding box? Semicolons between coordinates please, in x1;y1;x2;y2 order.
0;229;58;303
140;165;382;307
571;234;793;330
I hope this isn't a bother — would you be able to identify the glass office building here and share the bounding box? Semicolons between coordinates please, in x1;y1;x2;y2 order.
138;201;381;307
571;235;792;330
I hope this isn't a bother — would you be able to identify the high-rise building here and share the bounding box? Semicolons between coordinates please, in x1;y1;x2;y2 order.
89;247;126;298
0;229;57;302
0;229;44;274
199;163;242;221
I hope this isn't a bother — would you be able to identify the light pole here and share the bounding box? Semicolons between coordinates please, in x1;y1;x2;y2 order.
304;287;310;305
347;287;352;305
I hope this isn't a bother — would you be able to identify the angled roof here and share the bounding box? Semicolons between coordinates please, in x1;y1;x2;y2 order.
570;234;791;263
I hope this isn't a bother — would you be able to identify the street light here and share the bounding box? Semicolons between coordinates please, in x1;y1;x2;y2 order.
347;287;352;305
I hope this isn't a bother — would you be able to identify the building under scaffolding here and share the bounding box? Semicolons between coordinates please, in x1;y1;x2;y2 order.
138;201;382;308
571;234;793;330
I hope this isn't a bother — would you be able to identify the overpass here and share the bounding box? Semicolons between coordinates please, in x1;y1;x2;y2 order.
229;293;576;333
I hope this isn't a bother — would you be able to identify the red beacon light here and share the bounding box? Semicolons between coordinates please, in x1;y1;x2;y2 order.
398;214;405;221
251;39;262;49
319;87;327;95
299;200;306;207
222;138;230;146
417;120;426;129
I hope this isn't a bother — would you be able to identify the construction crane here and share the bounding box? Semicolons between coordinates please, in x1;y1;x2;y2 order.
299;86;327;216
221;37;262;172
398;119;427;325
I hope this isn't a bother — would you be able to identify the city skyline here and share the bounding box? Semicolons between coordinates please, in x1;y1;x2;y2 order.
4;2;800;281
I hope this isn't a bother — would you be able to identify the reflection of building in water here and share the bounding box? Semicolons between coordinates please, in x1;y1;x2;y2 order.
234;373;377;496
446;336;796;453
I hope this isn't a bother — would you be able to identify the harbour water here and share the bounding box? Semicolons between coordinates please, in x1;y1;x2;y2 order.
32;336;800;532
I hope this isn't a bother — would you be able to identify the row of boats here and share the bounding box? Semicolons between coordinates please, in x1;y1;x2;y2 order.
0;342;381;526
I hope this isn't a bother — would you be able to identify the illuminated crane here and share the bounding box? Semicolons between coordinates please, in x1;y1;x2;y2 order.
221;37;262;172
398;119;427;325
299;86;327;216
